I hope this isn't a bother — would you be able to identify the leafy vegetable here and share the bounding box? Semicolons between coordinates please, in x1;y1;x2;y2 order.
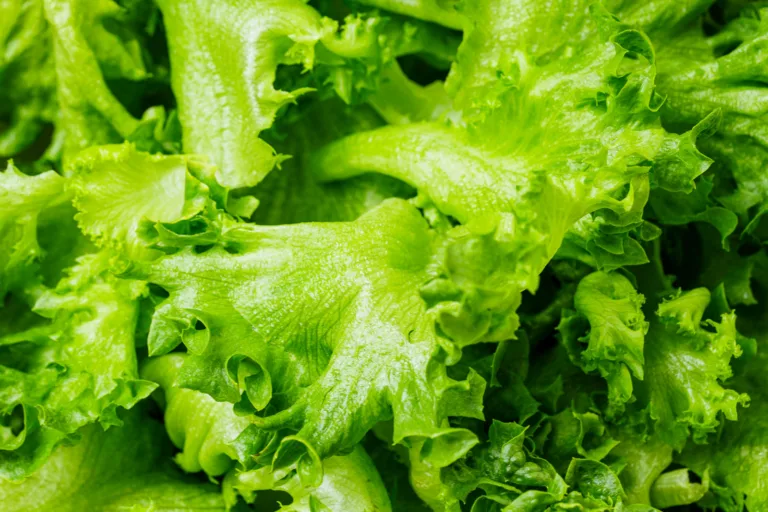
2;0;768;511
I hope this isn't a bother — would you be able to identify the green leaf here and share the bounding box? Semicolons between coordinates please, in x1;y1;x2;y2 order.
638;287;749;448
649;468;709;509
0;252;156;479
234;444;392;512
559;271;648;412
316;13;459;106
0;162;70;298
677;331;768;512
565;459;626;504
0;406;226;511
124;199;486;474
410;420;567;511
311;2;711;341
69;143;209;259
542;409;621;475
651;8;768;223
253;99;413;225
611;432;674;506
350;0;464;30
157;0;335;188
43;0;150;158
140;353;260;476
650;176;738;248
604;0;712;37
0;0;56;158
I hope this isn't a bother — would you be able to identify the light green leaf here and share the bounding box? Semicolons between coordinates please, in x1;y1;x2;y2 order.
235;444;392;512
350;0;464;30
124;199;487;478
43;0;148;158
559;271;648;412
649;468;709;509
69;143;209;259
0;161;71;298
0;406;225;511
640;288;748;448
311;2;711;341
157;0;335;188
0;252;156;479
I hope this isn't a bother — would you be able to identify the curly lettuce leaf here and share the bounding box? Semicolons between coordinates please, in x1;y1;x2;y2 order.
311;2;713;338
651;7;768;224
156;0;335;188
68;143;210;259
313;12;459;105
125;199;489;484
649;175;738;247
234;446;392;512
0;406;225;511
540;408;621;475
676;316;768;512
397;417;655;512
43;0;151;159
143;353;392;511
0;161;71;298
559;271;648;412
638;287;748;449
556;216;661;272
141;354;257;477
0;0;56;158
407;420;567;511
0;252;156;479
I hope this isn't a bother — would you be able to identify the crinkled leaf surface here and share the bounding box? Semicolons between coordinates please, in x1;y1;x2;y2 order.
125;199;488;480
0;406;225;511
0;253;155;479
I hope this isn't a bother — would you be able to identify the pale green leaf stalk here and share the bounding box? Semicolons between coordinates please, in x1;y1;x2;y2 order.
157;0;335;188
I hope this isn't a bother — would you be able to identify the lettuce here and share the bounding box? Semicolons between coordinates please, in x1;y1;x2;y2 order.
2;1;768;511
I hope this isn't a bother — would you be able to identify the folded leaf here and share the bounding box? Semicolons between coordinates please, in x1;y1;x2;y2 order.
312;2;712;340
559;271;648;413
157;0;335;188
0;406;226;511
69;143;209;259
234;445;392;512
638;287;748;448
0;252;156;479
0;162;71;298
125;199;488;482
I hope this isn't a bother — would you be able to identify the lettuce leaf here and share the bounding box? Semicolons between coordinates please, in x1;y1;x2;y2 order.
0;162;70;298
0;406;225;511
0;252;155;479
142;353;393;511
559;271;648;412
44;0;149;158
311;1;712;338
0;1;56;158
157;0;334;188
123;198;489;483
